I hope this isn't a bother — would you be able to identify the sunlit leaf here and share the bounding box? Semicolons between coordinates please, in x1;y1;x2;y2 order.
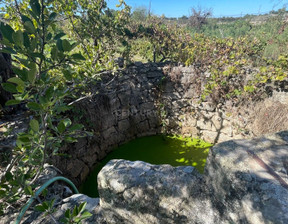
81;211;92;219
7;77;25;86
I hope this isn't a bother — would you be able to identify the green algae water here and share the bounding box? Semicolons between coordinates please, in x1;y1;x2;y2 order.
80;135;212;197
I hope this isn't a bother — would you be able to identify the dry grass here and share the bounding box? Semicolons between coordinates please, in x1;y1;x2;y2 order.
253;101;288;135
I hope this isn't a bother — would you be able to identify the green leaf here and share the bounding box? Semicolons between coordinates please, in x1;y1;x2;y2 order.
21;15;33;23
5;99;21;106
0;48;16;54
72;206;78;216
47;32;52;41
27;102;41;111
7;77;25;86
12;30;24;46
49;12;57;21
31;53;45;60
78;202;87;214
39;95;47;104
62;39;71;52
12;67;28;81
28;9;40;24
45;86;54;100
80;211;92;219
30;0;41;16
35;205;47;212
73;217;81;222
69;124;84;131
24;21;36;34
54;32;66;40
16;85;25;93
30;37;37;51
56;39;63;51
64;209;71;218
62;118;72;127
0;23;14;43
24;185;33;195
57;122;66;134
51;46;58;61
29;119;39;132
71;53;86;60
18;136;30;143
2;83;17;93
27;63;37;84
64;136;77;143
23;32;30;48
5;172;13;181
63;70;72;81
56;105;71;113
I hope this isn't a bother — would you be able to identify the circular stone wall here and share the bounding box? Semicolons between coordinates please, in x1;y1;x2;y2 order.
51;62;288;186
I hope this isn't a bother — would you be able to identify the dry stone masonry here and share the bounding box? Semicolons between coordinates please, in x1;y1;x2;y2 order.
52;62;288;186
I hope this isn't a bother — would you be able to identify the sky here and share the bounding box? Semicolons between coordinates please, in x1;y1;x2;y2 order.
107;0;287;18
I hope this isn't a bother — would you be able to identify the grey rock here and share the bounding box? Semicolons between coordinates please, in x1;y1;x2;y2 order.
98;159;221;224
205;132;288;224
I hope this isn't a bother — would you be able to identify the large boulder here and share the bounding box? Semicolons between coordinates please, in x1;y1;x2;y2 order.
205;131;288;224
97;159;222;224
97;131;288;224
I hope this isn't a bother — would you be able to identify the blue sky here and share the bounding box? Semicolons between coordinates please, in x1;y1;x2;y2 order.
107;0;286;18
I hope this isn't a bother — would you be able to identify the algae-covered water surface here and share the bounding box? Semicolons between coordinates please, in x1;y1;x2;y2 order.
80;135;212;197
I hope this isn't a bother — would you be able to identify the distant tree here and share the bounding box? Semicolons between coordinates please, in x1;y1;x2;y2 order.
277;7;287;14
188;6;212;30
179;15;188;20
132;6;148;21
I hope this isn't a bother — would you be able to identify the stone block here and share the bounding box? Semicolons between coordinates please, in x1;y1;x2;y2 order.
80;164;90;182
201;130;219;143
118;119;130;132
102;126;117;140
197;118;213;130
140;102;155;111
181;126;199;136
136;120;150;133
82;153;98;166
101;114;116;130
147;115;160;129
181;114;197;127
67;159;86;178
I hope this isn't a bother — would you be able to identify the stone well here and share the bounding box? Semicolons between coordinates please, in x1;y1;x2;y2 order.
51;62;288;186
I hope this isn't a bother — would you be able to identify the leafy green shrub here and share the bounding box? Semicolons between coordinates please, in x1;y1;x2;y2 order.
0;0;90;217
